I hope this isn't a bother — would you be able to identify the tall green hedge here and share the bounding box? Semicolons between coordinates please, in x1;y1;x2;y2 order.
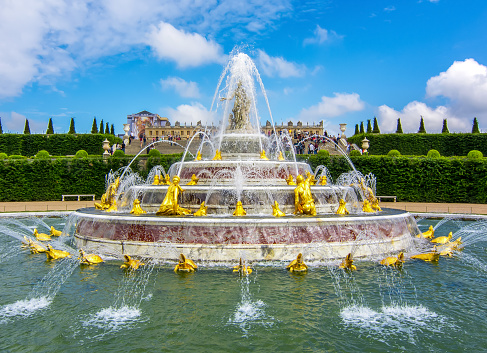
348;133;487;156
0;134;122;156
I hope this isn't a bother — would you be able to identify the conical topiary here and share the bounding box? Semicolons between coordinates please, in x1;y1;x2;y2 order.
359;121;364;134
91;117;98;134
46;118;54;134
472;117;480;133
354;124;360;135
110;124;115;135
372;117;380;133
24;119;31;134
395;118;403;134
0;117;3;134
366;119;372;133
418;116;426;133
441;119;449;133
99;119;104;134
68;118;76;134
105;122;110;134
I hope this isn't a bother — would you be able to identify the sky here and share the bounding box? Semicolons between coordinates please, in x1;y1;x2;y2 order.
1;0;487;136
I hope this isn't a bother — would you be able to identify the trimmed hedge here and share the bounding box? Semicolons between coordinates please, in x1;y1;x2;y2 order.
348;133;487;156
0;134;122;156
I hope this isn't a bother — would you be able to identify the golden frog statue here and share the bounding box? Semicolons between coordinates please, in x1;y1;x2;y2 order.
120;254;145;270
294;174;316;216
233;258;252;275
271;201;286;217
380;252;404;267
130;199;147;215
174;253;197;272
156;176;192;216
278;151;285;161
411;247;439;262
233;201;246;216
339;253;357;271
285;175;296;185
336;199;349;215
286;253;308;272
260;150;269;160
195;150;202;161
187;174;199;185
79;249;104;265
193;202;208;216
362;200;375;213
95;177;120;211
212;149;222;160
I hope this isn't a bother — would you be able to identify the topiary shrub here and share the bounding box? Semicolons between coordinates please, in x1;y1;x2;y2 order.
349;150;362;157
148;148;161;157
8;155;26;159
112;149;125;157
467;150;483;159
75;150;89;158
35;150;50;159
387;149;401;157
317;149;330;157
427;149;441;158
0;152;7;159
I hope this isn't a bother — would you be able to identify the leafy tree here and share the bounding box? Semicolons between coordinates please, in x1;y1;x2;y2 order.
99;119;104;134
366;119;372;133
46;118;54;134
441;119;449;133
105;122;110;134
359;121;364;134
110;124;115;135
91;117;98;134
418;116;426;133
395;118;403;134
68;117;76;134
372;117;380;133
24;119;31;134
0;117;3;134
472;117;480;133
354;124;360;135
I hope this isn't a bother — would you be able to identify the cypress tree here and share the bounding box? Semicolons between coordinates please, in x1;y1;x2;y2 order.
366;119;372;133
0;117;3;134
472;117;480;133
354;124;360;135
418;116;426;133
46;118;54;134
110;124;115;135
105;122;109;134
91;117;98;134
99;119;104;134
24;119;31;134
372;117;380;133
441;119;449;133
359;121;364;134
395;118;403;134
68;117;76;134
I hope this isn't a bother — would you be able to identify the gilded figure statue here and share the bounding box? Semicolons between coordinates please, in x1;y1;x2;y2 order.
95;177;120;211
371;199;382;212
278;151;285;161
193;202;207;216
153;175;161;185
174;253;197;272
130;199;147;215
233;258;252;275
212;150;222;160
305;171;317;185
358;178;377;203
271;200;286;217
187;174;199;185
286;253;308;272
163;174;171;185
195;151;202;161
339;253;357;271
233;201;246;216
260;150;269;160
156;176;191;216
362;200;374;213
294;174;316;216
336;199;349;215
319;175;327;185
285;175;296;185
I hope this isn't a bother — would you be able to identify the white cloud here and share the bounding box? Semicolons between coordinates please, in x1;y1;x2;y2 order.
299;93;365;120
384;6;396;12
303;25;343;46
165;102;216;126
147;22;225;68
257;50;306;78
160;77;201;98
0;111;47;134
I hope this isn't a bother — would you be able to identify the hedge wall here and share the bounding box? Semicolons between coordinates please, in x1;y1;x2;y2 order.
348;133;487;156
0;134;122;156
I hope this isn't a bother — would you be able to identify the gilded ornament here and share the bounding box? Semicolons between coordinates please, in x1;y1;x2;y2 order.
294;174;316;216
286;253;308;272
156;176;192;216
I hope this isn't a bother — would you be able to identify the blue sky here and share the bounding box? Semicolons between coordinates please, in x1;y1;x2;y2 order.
1;0;487;136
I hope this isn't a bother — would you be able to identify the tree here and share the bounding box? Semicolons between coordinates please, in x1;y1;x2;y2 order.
418;116;426;133
105;122;110;134
110;124;115;135
395;118;403;134
372;117;380;133
68;117;76;134
99;119;104;134
354;124;360;135
91;117;98;134
24;119;31;134
359;121;364;134
472;117;480;133
46;118;54;134
366;119;372;133
441;118;449;133
0;117;3;134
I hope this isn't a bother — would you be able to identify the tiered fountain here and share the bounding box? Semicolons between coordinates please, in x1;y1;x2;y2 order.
73;53;419;263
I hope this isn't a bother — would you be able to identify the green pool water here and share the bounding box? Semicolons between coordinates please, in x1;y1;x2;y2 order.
0;216;486;352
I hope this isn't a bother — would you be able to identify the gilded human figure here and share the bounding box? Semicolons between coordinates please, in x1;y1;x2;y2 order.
156;176;191;216
220;81;252;131
294;174;317;216
95;177;120;211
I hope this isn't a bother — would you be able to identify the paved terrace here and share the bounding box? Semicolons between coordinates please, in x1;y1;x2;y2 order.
1;200;487;215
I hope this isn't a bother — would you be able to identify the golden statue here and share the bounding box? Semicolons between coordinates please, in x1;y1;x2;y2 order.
233;201;246;216
174;253;197;272
438;237;462;257
271;201;285;217
233;258;252;275
371;199;382;212
45;245;71;260
187;174;199;185
417;225;435;239
286;253;308;272
156;176;192;216
319;175;327;185
193;202;208;216
410;249;439;262
79;249;104;265
278;151;285;161
163;174;171;185
120;254;145;270
33;229;51;241
50;226;63;237
95;177;120;211
431;232;452;244
306;171;317;185
380;252;404;267
336;199;349;215
362;200;374;213
22;236;47;254
153;175;161;185
358;178;377;203
339;253;357;271
212;149;222;160
260;150;269;160
285;175;296;185
130;199;147;215
195;150;202;161
294;174;316;216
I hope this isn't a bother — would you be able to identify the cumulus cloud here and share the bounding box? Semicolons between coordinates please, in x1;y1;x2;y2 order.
0;111;47;133
299;93;365;121
160;77;201;98
257;50;306;78
165;102;216;125
303;25;344;46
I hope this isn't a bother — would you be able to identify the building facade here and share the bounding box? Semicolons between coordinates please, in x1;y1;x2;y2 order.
261;120;324;138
